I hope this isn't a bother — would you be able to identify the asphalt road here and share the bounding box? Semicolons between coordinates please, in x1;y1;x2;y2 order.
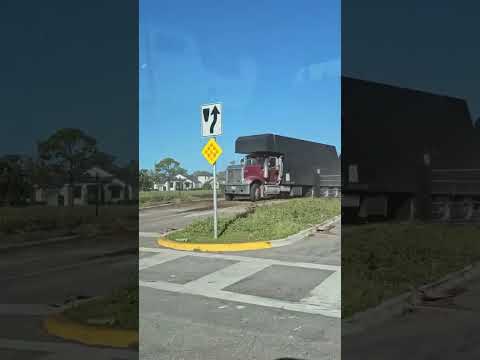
0;235;138;360
343;276;480;359
139;200;341;360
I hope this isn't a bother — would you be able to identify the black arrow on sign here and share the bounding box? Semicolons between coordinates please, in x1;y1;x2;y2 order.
203;108;210;123
210;105;220;133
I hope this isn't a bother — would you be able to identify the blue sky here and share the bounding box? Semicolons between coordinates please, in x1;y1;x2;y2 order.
139;0;341;173
0;0;137;165
343;0;480;123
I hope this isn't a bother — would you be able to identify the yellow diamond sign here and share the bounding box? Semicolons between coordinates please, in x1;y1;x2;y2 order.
202;138;222;165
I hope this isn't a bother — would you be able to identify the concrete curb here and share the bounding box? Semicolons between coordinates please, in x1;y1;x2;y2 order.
157;215;341;253
270;215;340;248
0;235;80;253
44;313;138;348
342;261;480;336
157;238;272;252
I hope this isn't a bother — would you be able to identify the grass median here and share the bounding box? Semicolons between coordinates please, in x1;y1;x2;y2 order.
342;223;480;318
0;205;137;238
63;286;138;330
166;198;340;243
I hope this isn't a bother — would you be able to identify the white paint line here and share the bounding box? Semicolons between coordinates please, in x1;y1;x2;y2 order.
0;304;55;315
0;338;136;358
140;280;340;318
300;270;341;309
184;261;271;290
139;253;186;271
139;247;340;272
139;232;162;238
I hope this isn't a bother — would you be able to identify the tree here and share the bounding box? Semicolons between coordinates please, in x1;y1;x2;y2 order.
0;155;31;205
154;158;187;191
139;169;154;191
38;128;97;206
81;151;116;172
38;128;97;170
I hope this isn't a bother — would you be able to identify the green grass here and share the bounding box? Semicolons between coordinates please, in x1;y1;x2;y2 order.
166;198;340;243
343;223;480;318
63;285;138;330
0;205;137;235
140;189;222;207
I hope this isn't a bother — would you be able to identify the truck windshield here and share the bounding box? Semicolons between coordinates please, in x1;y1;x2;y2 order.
245;157;262;165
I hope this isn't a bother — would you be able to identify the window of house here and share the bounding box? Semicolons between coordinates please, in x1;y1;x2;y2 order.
111;187;121;199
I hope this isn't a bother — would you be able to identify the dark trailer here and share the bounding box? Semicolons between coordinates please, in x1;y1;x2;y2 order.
226;134;340;201
342;76;480;221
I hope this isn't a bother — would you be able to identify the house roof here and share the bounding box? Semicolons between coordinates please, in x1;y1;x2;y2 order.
84;166;114;178
33;166;126;189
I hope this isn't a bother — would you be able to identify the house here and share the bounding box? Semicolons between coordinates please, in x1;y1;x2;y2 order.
196;175;213;187
34;166;134;206
154;174;200;191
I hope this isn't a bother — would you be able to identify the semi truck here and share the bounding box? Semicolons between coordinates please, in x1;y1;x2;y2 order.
342;76;480;222
224;134;340;201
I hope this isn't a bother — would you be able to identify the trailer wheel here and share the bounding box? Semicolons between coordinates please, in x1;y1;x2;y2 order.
250;183;261;202
225;194;234;201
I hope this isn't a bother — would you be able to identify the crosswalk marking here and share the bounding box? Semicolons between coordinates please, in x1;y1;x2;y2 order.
139;247;340;272
301;270;341;309
139;247;341;318
139;232;162;238
184;261;271;290
139;252;185;270
140;279;340;318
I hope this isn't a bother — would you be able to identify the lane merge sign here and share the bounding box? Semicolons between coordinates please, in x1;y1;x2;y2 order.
201;138;223;165
201;103;222;137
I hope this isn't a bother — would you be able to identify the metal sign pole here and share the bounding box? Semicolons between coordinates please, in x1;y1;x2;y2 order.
95;173;99;217
212;140;218;239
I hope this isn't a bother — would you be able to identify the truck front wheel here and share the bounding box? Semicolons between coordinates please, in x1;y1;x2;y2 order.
250;183;261;202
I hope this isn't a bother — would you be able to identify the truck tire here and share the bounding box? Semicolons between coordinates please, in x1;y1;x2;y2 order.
250;183;261;202
303;187;313;198
225;193;234;201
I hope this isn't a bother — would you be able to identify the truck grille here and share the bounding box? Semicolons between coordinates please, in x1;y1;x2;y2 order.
227;167;243;184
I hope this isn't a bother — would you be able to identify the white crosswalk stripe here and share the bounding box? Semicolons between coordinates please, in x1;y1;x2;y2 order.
185;261;271;290
139;247;341;318
139;252;185;270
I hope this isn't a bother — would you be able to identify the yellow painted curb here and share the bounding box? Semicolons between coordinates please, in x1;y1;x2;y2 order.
157;238;272;252
44;313;138;348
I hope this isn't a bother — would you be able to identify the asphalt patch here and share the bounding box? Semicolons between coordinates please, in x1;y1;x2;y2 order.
139;255;237;284
224;265;334;302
